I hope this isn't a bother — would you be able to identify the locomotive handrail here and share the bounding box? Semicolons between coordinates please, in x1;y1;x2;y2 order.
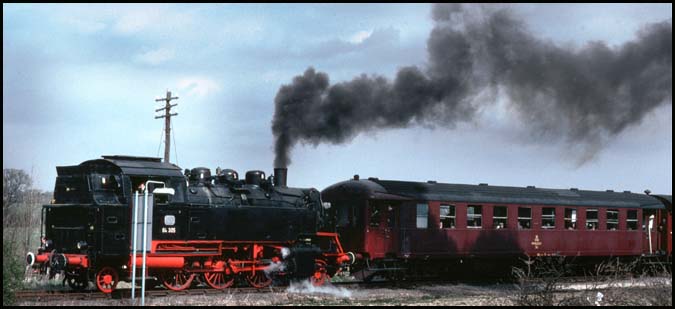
153;187;175;195
142;180;166;306
131;180;167;305
131;191;139;302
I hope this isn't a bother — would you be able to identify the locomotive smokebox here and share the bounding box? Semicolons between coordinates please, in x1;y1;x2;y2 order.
274;168;287;187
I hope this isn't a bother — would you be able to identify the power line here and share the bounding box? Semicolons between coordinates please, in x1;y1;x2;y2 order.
171;121;178;165
156;126;164;158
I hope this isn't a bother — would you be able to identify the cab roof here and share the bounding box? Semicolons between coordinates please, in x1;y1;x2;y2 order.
56;155;184;178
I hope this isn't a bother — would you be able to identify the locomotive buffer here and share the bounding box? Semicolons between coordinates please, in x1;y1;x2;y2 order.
155;91;178;163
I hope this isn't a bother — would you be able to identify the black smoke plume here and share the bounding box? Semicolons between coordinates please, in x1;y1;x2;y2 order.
273;4;672;168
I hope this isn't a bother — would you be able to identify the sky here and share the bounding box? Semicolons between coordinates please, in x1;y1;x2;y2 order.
3;3;672;194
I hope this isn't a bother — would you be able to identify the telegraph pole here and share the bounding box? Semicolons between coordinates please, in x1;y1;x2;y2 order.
155;91;178;163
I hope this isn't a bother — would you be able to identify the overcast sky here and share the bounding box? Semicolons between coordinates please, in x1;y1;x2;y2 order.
3;3;672;194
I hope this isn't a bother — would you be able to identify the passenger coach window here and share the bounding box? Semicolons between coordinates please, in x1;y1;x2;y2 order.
386;204;395;228
586;209;598;230
467;205;482;228
440;204;455;229
564;208;577;230
369;204;381;228
493;206;507;229
606;209;619;230
518;207;531;229
542;208;555;229
416;203;428;229
627;210;638;230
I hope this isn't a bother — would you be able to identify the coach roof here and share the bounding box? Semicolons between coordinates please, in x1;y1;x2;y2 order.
323;178;666;209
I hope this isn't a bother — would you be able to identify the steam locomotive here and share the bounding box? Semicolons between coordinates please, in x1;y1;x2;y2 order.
26;156;350;293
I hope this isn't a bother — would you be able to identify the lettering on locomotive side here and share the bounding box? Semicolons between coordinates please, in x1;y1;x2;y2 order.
162;227;176;234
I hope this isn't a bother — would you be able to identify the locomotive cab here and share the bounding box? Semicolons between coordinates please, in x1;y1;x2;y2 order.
31;156;187;289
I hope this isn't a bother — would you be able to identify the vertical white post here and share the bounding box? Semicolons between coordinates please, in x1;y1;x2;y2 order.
131;191;139;302
140;180;164;306
142;188;149;306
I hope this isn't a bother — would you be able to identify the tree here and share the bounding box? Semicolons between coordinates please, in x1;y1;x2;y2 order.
3;168;32;207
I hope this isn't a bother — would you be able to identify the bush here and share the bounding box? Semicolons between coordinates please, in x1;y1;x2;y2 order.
513;256;672;306
3;242;24;306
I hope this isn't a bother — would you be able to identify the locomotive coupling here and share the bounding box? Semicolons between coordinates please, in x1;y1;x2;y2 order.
338;252;361;265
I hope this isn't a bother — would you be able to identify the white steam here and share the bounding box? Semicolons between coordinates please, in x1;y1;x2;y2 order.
264;261;287;277
287;279;353;298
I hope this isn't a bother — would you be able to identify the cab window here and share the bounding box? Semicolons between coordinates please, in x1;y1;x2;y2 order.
91;173;122;192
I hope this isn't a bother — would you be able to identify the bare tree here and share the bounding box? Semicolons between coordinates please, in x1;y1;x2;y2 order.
3;169;32;208
3;168;50;288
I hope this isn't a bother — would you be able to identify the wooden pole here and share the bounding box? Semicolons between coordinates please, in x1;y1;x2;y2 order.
155;91;178;163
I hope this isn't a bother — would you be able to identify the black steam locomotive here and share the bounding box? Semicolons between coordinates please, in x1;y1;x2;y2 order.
27;156;349;293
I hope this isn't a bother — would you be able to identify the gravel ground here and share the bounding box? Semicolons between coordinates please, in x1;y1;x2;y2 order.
16;277;671;306
17;281;517;306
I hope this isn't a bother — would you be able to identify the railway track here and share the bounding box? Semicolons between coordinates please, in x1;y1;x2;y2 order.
14;286;287;302
14;279;394;302
15;289;112;301
11;280;492;302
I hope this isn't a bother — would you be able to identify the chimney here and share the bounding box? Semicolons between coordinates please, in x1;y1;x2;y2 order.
274;168;287;187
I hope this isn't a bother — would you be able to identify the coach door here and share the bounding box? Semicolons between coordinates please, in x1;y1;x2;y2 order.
365;200;399;259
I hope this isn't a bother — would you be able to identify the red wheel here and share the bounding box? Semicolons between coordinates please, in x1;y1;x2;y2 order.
95;267;119;293
160;270;195;291
204;269;236;289
310;261;329;286
246;268;272;288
